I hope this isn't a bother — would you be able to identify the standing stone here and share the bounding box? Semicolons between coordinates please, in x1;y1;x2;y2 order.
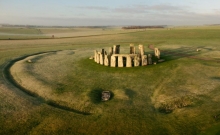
113;45;116;54
102;49;105;56
108;54;111;66
139;44;144;55
142;55;148;66
134;55;140;67
126;55;132;67
154;48;160;59
94;50;97;62
109;47;113;56
148;54;152;65
99;52;104;65
104;54;109;66
118;56;123;67
115;45;120;54
113;45;120;54
130;44;135;54
96;53;100;64
110;56;116;67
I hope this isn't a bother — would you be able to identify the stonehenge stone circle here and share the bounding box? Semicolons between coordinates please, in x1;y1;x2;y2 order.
93;44;161;67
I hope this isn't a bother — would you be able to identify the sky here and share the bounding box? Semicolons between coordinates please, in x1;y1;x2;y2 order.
0;0;220;26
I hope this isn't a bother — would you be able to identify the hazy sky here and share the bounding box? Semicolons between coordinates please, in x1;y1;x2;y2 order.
1;0;220;26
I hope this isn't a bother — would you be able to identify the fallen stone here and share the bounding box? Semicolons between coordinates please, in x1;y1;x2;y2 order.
27;59;32;63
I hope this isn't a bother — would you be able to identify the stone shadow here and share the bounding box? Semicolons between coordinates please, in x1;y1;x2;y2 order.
88;88;114;104
125;89;136;99
211;77;220;80
46;100;91;115
149;46;219;63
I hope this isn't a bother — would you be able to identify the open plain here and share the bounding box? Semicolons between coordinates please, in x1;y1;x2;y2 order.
0;26;220;135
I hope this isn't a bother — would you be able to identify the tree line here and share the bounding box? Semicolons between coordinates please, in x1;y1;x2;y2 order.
122;26;165;29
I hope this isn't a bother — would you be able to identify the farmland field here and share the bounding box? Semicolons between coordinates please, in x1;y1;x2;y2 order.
0;26;220;135
0;27;140;40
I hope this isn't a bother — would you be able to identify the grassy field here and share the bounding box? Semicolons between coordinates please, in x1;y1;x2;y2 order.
0;26;220;135
0;27;46;39
0;26;140;40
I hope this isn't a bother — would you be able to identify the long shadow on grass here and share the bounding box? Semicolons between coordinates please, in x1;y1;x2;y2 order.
46;100;91;115
2;50;91;115
149;45;220;63
211;77;220;80
125;89;136;99
89;88;114;104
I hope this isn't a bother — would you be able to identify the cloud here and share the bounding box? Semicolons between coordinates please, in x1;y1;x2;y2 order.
1;13;220;26
113;5;147;13
1;3;220;26
75;4;187;14
213;9;220;14
77;6;109;11
113;4;187;14
149;4;186;11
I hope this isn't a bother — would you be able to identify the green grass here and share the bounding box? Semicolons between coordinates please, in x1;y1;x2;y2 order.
0;27;140;39
199;123;220;135
0;27;42;34
0;26;220;135
0;27;48;39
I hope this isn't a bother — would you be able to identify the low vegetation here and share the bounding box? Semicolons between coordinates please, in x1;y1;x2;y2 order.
158;96;194;113
122;25;165;29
